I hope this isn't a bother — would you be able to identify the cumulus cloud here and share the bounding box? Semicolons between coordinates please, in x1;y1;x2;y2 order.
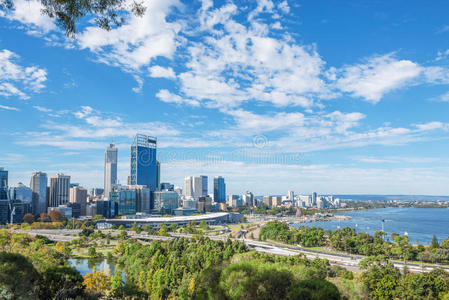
3;0;56;34
329;54;422;103
156;89;199;106
149;66;176;79
0;49;47;99
77;0;182;72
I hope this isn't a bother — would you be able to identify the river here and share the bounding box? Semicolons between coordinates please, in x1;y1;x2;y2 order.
291;207;449;244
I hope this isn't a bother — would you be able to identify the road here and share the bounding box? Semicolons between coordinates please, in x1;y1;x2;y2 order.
13;229;447;273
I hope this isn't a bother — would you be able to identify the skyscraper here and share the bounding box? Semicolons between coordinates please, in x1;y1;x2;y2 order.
200;175;208;196
193;176;202;198
0;168;7;189
49;174;70;207
0;169;8;224
130;134;157;191
156;159;160;190
213;176;226;203
185;176;193;197
104;143;118;199
69;186;87;216
30;172;47;215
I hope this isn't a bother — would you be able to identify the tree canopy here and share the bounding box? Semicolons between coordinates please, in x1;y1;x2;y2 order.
1;0;146;36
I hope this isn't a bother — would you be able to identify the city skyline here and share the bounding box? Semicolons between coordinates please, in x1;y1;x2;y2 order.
2;1;449;194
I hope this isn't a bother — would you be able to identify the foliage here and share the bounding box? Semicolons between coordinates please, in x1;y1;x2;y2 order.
0;252;40;298
23;213;34;224
1;0;146;36
49;210;63;222
39;266;85;299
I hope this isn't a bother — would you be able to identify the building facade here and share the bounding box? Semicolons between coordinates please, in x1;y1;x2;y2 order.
130;134;157;191
49;174;70;207
153;191;179;215
69;186;87;216
30;172;47;215
213;176;226;203
104;143;118;199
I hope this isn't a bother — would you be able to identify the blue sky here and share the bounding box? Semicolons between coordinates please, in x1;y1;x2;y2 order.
1;0;449;195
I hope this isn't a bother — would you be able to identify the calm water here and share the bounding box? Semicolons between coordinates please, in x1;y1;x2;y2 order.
292;207;449;244
68;258;118;276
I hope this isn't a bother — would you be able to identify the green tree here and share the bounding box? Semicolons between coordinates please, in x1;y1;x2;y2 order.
88;246;97;257
0;252;40;298
1;0;146;36
432;235;440;249
39;266;85;299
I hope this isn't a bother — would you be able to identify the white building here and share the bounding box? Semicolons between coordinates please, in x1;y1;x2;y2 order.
104;143;118;199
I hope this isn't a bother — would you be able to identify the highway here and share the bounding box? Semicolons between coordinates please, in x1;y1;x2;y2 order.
13;229;448;273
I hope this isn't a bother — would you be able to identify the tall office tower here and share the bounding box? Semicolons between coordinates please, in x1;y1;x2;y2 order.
288;191;294;201
104;143;118;199
312;192;317;206
0;168;8;200
185;176;193;197
69;186;87;216
200;175;208;196
0;168;7;189
156;159;160;190
49;174;70;207
192;176;202;198
30;172;47;215
213;176;226;203
130;134;157;191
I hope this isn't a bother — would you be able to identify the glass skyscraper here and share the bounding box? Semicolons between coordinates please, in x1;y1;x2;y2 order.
30;172;47;215
201;175;208;196
104;143;118;199
0;168;7;189
130;134;157;191
214;176;226;203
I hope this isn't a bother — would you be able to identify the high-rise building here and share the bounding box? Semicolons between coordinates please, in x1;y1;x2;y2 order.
0;168;7;189
49;174;70;207
30;172;47;215
200;175;207;196
156;159;160;190
185;176;193;197
69;186;87;216
0;168;8;224
9;183;32;204
213;176;226;203
104;143;118;199
130;134;157;191
192;176;202;198
243;191;254;206
312;192;317;206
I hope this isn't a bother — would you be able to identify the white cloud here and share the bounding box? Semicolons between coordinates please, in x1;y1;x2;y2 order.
3;0;56;34
33;105;52;112
0;49;47;99
173;3;330;109
433;91;449;102
0;104;19;111
149;66;176;79
132;75;144;93
330;54;422;103
414;121;449;131
78;0;182;72
156;89;200;106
